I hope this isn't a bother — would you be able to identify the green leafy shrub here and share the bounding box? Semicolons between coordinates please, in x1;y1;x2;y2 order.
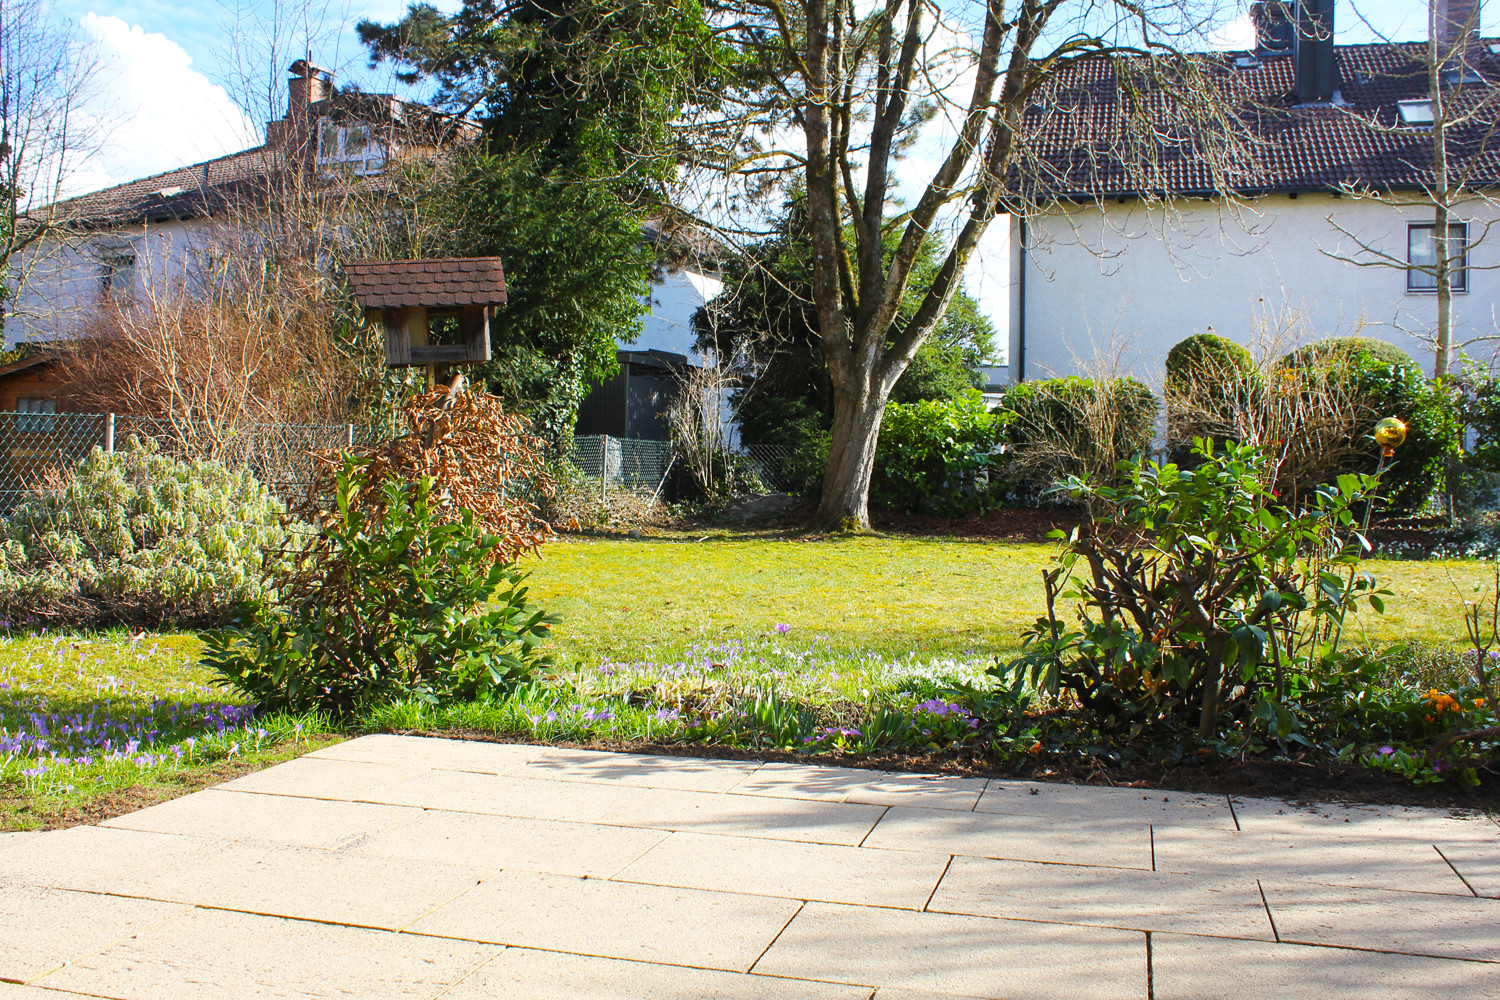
997;376;1158;501
872;390;1007;514
999;440;1387;741
1276;337;1459;511
0;439;293;626
204;462;557;714
1164;334;1261;462
1164;333;1256;390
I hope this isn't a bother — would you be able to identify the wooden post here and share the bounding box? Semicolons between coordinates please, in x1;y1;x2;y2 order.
600;433;609;503
346;423;355;449
104;413;115;454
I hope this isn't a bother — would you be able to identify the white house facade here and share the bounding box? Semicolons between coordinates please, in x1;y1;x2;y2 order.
1003;0;1500;387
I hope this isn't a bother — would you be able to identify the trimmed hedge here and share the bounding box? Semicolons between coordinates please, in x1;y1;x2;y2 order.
1276;338;1459;511
1164;333;1256;390
998;376;1158;499
873;390;1007;515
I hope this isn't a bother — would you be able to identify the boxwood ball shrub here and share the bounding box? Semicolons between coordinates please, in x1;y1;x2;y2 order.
1164;333;1260;462
1164;332;1256;391
1277;337;1459;511
0;438;294;626
998;376;1158;501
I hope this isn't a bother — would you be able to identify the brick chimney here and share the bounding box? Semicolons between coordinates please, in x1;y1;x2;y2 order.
266;57;334;163
1431;0;1483;72
1293;0;1337;104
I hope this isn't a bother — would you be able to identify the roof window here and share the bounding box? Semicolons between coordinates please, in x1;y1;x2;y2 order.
1397;100;1434;126
1233;55;1261;70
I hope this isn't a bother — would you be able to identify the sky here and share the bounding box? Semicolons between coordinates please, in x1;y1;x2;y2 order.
50;0;1483;349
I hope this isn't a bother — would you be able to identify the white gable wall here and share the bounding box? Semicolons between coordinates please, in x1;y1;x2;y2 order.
1014;192;1499;387
629;267;724;360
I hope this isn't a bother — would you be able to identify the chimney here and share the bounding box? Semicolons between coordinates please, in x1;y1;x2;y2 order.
1251;1;1295;55
287;57;334;123
276;57;334;165
1431;0;1483;72
1293;0;1337;104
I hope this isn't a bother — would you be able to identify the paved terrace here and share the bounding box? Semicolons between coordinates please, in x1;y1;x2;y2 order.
1;734;1498;999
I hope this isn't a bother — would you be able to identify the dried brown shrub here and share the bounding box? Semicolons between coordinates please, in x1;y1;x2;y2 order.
305;381;555;562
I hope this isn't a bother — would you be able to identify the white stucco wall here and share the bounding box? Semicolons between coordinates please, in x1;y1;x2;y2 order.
6;218;218;348
628;267;724;361
1012;192;1500;387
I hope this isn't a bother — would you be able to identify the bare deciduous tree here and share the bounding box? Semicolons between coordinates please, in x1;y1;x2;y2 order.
699;0;1255;530
0;0;109;336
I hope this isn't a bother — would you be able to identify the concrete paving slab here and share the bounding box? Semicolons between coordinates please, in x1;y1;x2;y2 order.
439;947;871;999
1440;841;1500;897
861;805;1154;870
409;869;800;971
755;901;1147;999
136;840;490;929
594;783;888;845
927;854;1273;939
0;884;188;983
0;825;204;895
872;991;993;1000
614;831;950;908
976;781;1233;830
354;808;669;878
217;755;426;802
1150;933;1500;1000
1230;796;1500;841
101;788;422;849
1262;880;1500;961
374;768;645;821
521;747;764;792
307;733;543;774
0;831;42;851
29;906;501;1000
727;763;987;811
1153;825;1474;894
0;824;489;929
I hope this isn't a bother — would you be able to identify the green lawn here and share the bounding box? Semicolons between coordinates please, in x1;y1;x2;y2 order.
3;534;1494;828
520;537;1495;662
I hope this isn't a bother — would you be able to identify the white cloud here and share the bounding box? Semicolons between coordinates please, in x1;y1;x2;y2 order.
63;14;259;197
1207;13;1257;51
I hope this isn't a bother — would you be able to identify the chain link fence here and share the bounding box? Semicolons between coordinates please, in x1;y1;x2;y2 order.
0;414;818;513
0;411;379;510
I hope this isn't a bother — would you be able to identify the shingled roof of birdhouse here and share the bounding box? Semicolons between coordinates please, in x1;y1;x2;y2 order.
344;257;507;308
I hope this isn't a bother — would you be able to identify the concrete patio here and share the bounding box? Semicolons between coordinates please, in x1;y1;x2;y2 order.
1;734;1498;999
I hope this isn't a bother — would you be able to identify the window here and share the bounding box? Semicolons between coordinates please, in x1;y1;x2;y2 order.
1397;100;1434;126
315;120;387;175
1408;222;1469;292
99;253;135;299
15;397;56;434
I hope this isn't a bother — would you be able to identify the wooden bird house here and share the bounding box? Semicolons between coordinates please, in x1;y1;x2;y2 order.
344;257;506;367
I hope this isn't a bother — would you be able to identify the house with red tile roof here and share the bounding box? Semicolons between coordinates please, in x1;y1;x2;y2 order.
1005;0;1500;383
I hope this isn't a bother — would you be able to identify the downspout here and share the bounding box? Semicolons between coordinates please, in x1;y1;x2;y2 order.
1017;215;1028;383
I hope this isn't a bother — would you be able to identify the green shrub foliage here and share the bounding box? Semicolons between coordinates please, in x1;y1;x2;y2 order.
997;376;1158;500
204;462;557;714
872;390;1007;514
0;439;292;626
1164;333;1256;390
999;440;1387;741
1277;338;1459;511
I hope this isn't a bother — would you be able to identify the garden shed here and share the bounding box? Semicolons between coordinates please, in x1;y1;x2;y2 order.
344;257;506;367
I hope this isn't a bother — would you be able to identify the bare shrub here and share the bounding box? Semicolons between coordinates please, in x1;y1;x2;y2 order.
666;362;743;498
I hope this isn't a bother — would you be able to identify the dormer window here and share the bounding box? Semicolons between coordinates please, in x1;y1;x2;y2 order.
316;120;386;175
1397;100;1434;126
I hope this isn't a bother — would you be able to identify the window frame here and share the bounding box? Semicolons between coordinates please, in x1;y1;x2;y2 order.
15;397;57;434
98;252;136;300
1407;221;1470;294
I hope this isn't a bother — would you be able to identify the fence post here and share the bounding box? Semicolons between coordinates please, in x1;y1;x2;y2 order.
104;413;116;454
599;433;609;503
346;423;355;449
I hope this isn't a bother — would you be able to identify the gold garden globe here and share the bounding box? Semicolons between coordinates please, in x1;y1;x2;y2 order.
1374;417;1407;450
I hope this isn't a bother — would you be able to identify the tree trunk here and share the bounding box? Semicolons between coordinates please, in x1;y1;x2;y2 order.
814;378;892;530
